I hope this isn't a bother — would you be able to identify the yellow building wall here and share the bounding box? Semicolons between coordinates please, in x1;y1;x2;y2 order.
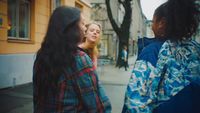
63;0;75;6
76;0;91;23
0;0;50;54
35;0;50;44
0;0;91;54
64;0;91;23
0;0;7;42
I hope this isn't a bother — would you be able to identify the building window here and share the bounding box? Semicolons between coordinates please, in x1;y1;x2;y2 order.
75;2;83;11
51;0;61;12
8;0;31;40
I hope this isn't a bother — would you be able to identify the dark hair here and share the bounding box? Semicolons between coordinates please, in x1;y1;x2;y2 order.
154;0;200;41
33;6;82;95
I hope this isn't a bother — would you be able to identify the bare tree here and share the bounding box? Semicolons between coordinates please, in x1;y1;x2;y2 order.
105;0;132;67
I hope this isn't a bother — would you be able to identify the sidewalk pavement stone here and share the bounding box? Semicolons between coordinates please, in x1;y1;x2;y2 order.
97;55;137;85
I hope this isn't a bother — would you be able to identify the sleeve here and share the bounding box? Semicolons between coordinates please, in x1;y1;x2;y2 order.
123;42;165;113
123;60;156;113
75;54;111;113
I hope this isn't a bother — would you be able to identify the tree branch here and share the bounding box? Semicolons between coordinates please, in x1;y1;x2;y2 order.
118;0;126;6
121;0;132;31
105;0;120;33
118;0;122;3
123;0;132;11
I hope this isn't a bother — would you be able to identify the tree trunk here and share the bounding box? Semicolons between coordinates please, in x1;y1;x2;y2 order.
116;40;123;67
105;0;132;66
116;34;129;67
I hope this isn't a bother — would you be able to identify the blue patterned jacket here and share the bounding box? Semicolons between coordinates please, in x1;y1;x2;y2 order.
123;39;200;113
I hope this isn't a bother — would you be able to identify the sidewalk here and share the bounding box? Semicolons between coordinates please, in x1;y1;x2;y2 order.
97;55;137;85
0;55;137;113
0;83;33;113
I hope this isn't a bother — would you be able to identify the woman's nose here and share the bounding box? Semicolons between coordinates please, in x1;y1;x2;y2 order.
93;31;97;35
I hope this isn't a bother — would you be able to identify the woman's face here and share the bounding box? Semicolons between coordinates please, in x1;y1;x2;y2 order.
85;24;101;44
152;16;159;36
152;15;166;38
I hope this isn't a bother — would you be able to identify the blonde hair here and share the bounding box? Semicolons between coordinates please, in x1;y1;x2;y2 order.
82;22;102;42
82;22;102;61
85;22;102;31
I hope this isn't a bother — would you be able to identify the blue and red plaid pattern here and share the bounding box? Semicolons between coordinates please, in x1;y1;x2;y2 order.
33;50;111;113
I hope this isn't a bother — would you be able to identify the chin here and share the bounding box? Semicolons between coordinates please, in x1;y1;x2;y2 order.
89;40;96;43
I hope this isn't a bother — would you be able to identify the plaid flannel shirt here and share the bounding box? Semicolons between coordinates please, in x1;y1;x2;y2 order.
33;50;111;113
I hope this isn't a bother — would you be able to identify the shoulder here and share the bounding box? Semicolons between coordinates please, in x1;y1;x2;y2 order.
163;39;200;57
146;40;165;51
184;40;200;54
138;40;165;67
158;39;200;81
74;50;93;71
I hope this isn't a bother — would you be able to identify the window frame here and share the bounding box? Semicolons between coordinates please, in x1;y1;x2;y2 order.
50;0;62;13
75;1;84;11
7;0;31;41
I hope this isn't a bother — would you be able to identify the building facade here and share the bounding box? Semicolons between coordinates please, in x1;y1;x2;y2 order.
145;20;154;38
90;0;146;59
0;0;91;88
90;0;117;59
129;0;147;55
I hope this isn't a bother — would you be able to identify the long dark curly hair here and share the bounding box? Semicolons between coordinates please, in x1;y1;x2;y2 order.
154;0;200;41
33;6;83;95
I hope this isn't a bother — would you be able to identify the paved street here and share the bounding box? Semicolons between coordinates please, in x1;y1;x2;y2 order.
104;84;127;113
0;56;136;113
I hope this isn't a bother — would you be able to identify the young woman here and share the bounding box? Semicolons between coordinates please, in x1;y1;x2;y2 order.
33;6;111;113
79;22;101;68
122;0;200;112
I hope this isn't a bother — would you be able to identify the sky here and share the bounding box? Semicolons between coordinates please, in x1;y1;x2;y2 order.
140;0;167;20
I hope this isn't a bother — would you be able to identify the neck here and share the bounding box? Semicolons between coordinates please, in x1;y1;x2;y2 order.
81;41;96;49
